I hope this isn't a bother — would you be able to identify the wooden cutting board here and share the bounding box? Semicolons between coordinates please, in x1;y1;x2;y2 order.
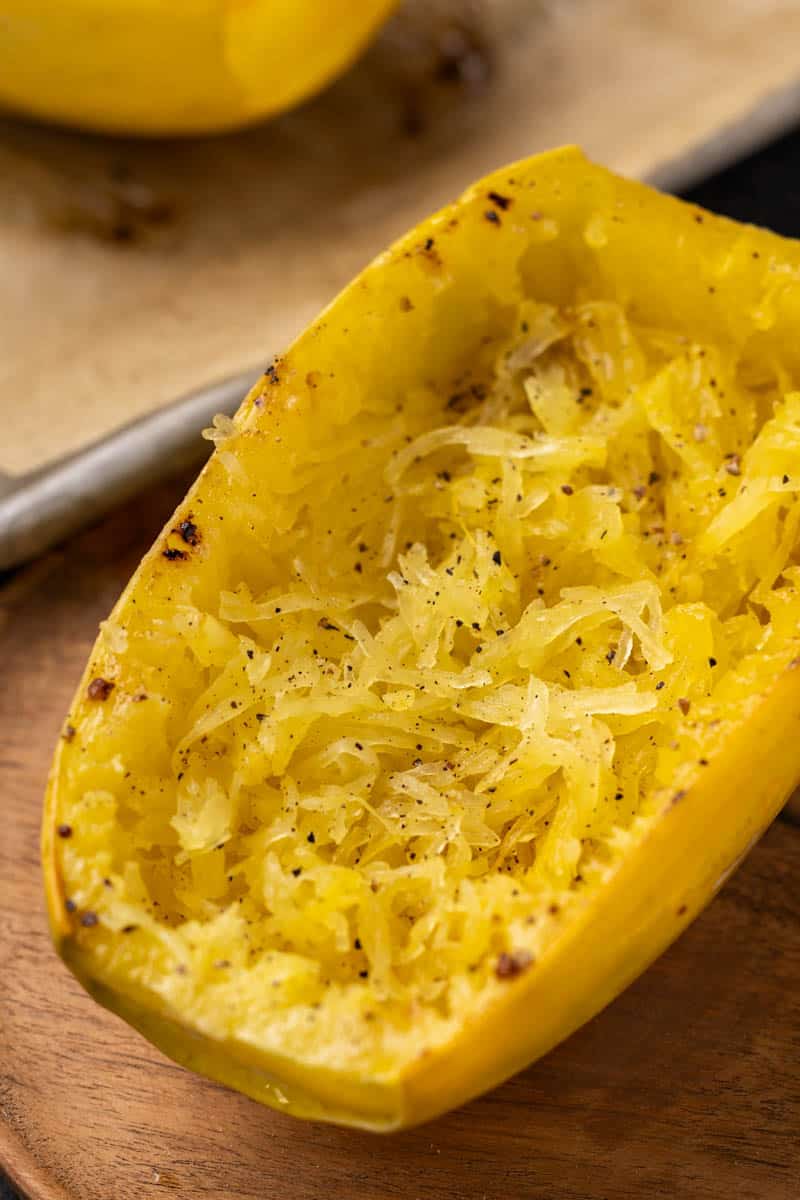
2;473;799;1200
4;0;800;478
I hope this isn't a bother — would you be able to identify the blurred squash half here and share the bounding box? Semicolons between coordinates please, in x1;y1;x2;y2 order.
44;147;800;1129
0;0;397;135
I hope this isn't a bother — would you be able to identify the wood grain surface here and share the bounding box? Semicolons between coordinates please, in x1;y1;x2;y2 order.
4;0;800;477
1;472;799;1200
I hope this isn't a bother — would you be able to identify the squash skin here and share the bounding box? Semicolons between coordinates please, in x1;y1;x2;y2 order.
43;147;800;1129
0;0;397;136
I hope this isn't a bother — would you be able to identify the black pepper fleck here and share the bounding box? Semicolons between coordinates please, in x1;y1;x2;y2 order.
495;950;532;980
87;677;114;701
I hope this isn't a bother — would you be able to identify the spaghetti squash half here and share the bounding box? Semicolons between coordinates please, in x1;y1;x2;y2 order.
0;0;396;135
44;148;800;1128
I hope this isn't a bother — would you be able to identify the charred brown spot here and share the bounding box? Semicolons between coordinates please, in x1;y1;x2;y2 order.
399;296;414;312
677;904;688;916
62;724;76;743
416;236;442;269
162;546;188;561
80;911;99;928
122;924;138;934
678;697;691;715
488;191;511;211
672;789;688;806
49;172;176;247
57;824;72;838
65;899;77;913
484;209;501;225
495;950;533;980
265;363;281;384
177;519;200;547
87;677;114;702
435;23;492;91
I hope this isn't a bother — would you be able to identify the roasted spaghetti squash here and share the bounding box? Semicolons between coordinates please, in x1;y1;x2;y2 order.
0;0;396;135
44;147;800;1128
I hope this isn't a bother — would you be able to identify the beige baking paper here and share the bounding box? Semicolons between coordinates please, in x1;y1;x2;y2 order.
2;0;800;476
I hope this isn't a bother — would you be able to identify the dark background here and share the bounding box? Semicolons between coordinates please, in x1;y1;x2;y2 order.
4;126;800;1199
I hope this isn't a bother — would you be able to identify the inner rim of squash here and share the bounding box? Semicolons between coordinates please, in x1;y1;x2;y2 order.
56;291;800;1077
